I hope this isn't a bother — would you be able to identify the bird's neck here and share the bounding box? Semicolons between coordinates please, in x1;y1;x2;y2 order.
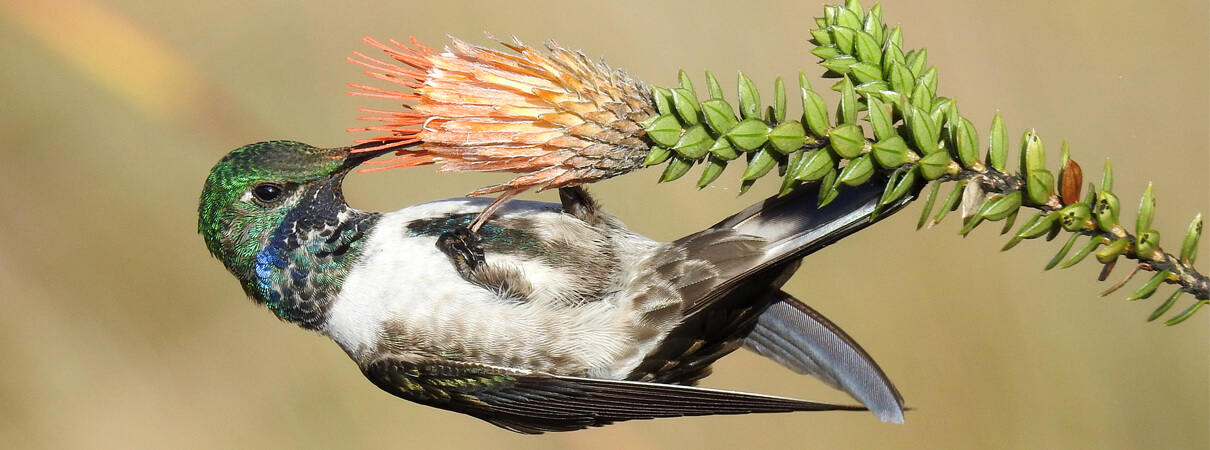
249;191;379;330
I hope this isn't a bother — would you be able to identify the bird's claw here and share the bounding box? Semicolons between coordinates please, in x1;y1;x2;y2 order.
437;226;486;275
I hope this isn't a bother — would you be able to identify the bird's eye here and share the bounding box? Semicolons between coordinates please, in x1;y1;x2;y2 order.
252;183;284;203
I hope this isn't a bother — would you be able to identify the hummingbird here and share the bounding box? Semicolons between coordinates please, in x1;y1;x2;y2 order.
198;140;910;433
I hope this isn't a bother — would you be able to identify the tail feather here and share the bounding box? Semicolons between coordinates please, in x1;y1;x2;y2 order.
744;291;906;424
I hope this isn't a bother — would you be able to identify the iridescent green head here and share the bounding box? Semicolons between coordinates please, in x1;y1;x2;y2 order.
198;141;361;293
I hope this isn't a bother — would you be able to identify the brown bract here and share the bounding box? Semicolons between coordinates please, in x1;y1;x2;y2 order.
347;36;658;203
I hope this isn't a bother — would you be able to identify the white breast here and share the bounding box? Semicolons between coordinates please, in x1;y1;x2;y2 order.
323;199;652;378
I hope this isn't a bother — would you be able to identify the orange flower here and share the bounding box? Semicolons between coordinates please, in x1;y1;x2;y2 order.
347;36;658;228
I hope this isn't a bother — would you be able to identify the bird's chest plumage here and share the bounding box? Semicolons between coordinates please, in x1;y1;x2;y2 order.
323;199;654;378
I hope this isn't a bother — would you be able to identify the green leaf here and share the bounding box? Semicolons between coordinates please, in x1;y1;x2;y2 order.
645;114;682;147
918;151;952;180
1101;159;1114;193
705;71;725;99
701;98;738;134
768;121;807;154
871;136;910;168
773;77;787;123
1127;271;1171;301
886;26;903;51
1045;234;1082;270
821;55;859;74
1026;169;1054;206
1019;129;1045;173
854;31;882;65
1137;183;1156;233
829;123;866;158
849;62;883;84
802;89;831;136
838;155;875;186
811;45;841;60
883;167;918;206
907;47;928;78
918;181;944;230
1016;211;1060;239
1181;214;1203;264
737;72;761;119
837;77;859;125
988;113;1008;172
1059;237;1105;269
708;138;741;161
671;124;712;159
909;81;933;116
779;151;805;195
1002;212;1044;251
1165;300;1208;326
791;149;837;182
659;155;693;182
955;118;980;169
678;70;697;100
882;43;906;74
1148;290;1184;322
725;118;770;151
837;7;862;31
908;105;939;153
843;0;863;17
818;167;840;206
696;156;727;188
932;179;968;226
867;97;894;141
983;191;1022;221
1095;237;1130;264
810;28;834;46
918;66;938;97
830;26;857;56
742;147;778;180
651;86;673;115
644;145;672;166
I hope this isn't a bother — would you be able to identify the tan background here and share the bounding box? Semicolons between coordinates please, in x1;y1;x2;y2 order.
1;0;1206;448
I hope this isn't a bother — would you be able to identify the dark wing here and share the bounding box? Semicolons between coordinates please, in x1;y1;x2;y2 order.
744;291;906;423
360;354;865;434
626;177;915;385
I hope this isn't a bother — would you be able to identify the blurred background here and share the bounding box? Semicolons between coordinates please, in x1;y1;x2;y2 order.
0;0;1206;448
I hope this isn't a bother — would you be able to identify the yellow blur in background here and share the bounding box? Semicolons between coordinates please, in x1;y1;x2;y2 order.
0;0;1206;448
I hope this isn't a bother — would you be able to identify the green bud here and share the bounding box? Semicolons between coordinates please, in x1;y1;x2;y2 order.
1026;169;1055;206
1095;190;1121;233
1019;129;1045;173
1135;229;1160;261
1058;203;1092;232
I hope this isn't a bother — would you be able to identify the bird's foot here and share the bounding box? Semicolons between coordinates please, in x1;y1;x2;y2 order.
437;226;485;277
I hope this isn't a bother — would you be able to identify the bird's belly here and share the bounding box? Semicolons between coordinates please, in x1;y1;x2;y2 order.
324;204;635;377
